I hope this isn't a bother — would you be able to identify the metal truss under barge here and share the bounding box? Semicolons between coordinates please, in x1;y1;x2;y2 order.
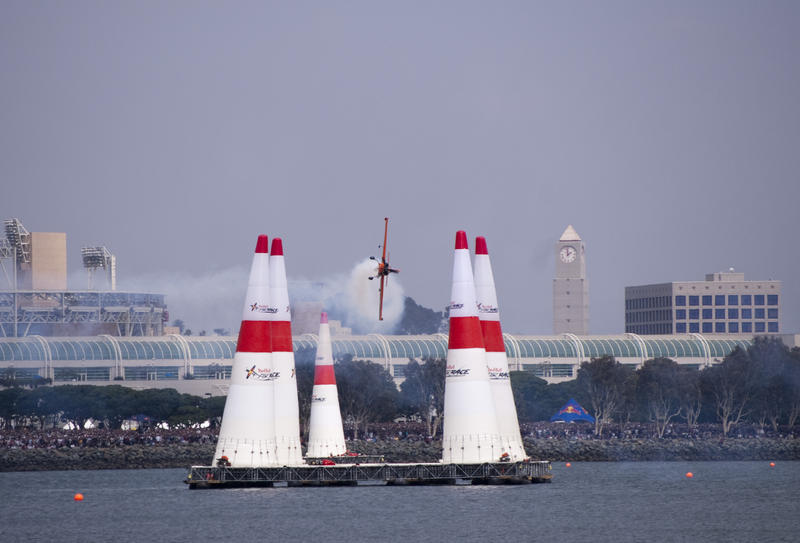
185;460;552;488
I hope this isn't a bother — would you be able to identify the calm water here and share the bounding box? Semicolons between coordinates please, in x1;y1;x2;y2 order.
1;462;797;542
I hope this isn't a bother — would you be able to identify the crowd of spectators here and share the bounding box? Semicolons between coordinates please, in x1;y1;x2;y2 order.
343;421;431;442
520;421;798;440
2;421;797;451
1;427;216;450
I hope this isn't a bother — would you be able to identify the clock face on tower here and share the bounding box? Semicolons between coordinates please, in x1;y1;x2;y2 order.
560;245;577;263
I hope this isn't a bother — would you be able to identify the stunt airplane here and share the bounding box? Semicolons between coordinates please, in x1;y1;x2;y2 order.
368;217;399;320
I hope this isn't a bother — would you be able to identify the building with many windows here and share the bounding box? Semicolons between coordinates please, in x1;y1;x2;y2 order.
625;270;781;335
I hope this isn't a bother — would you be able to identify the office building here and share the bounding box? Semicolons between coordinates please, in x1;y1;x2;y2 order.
625;270;781;335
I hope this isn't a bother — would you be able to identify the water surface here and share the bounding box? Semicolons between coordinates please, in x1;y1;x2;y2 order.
1;462;796;542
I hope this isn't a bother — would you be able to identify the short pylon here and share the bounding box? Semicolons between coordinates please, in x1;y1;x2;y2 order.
306;312;346;458
213;235;277;467
441;231;502;463
269;238;304;466
474;236;526;460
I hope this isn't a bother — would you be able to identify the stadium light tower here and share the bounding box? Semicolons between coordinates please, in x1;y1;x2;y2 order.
2;218;31;291
4;218;31;267
81;246;116;290
0;238;15;289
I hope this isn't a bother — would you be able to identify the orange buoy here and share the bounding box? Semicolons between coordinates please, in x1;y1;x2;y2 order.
74;493;84;501
685;472;693;478
565;462;572;467
769;462;775;467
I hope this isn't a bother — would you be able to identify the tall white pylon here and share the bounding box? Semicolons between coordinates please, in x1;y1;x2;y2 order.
270;237;304;466
214;235;277;467
306;312;347;458
474;236;526;461
441;231;502;463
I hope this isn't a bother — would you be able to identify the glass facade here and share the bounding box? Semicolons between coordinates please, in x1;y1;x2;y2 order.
53;367;111;382
191;365;232;379
625;294;673;334
0;334;758;385
625;296;672;310
124;366;180;380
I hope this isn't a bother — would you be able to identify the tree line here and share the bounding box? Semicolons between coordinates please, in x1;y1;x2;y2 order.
0;385;227;431
550;336;800;437
2;337;798;438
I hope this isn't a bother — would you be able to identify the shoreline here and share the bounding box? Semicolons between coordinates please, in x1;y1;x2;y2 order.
2;437;799;472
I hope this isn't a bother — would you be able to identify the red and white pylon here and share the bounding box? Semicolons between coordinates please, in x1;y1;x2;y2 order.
441;231;502;463
474;236;526;461
306;312;346;458
269;237;304;466
213;235;277;467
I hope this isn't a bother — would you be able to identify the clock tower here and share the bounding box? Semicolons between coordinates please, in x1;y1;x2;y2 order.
553;225;589;335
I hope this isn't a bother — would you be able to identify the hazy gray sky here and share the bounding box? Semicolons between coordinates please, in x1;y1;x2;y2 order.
2;1;798;335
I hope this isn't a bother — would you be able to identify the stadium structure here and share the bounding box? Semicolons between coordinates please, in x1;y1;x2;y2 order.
0;218;167;337
4;332;794;396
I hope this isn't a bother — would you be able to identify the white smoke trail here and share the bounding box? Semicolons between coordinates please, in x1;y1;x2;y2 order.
115;258;405;336
336;258;405;334
292;258;405;335
118;267;248;335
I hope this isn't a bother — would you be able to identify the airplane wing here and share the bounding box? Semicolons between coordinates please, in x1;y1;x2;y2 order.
381;217;389;263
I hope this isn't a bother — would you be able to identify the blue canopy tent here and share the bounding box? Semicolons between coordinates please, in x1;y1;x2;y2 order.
550;399;595;423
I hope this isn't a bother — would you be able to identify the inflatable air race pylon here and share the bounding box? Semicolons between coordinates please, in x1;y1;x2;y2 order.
213;235;277;467
441;231;502;463
474;235;526;461
269;237;304;466
306;312;347;458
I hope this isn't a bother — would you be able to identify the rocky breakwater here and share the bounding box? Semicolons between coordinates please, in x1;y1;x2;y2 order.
1;443;215;472
346;437;800;463
4;437;800;472
522;437;800;462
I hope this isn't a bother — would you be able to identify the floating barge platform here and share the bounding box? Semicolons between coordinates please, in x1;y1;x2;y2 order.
185;460;552;488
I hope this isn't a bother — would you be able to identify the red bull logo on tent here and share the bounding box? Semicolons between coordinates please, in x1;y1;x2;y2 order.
550;398;595;423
